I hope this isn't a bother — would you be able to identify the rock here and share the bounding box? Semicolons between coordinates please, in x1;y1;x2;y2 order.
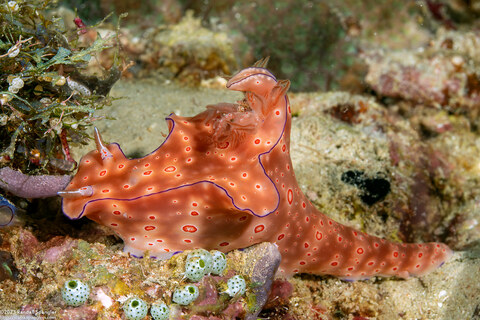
239;242;282;320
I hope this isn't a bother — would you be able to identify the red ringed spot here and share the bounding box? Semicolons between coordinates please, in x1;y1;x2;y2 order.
353;231;358;236
85;160;90;163
219;242;229;247
357;248;364;254
328;220;333;225
186;146;191;152
144;163;150;167
230;157;237;161
183;225;198;233
187;158;192;163
184;239;192;243
131;237;135;241
368;261;374;266
218;141;229;149
148;243;153;246
302;202;306;208
338;236;342;242
278;234;285;240
306;217;310;222
418;253;423;258
111;223;117;226
183;136;189;141
331;262;338;266
123;184;130;189
102;189;109;193
282;144;286;152
191;211;199;216
348;267;354;271
145;226;156;231
393;267;398;271
304;242;309;248
192;202;198;207
143;170;152;175
113;210;121;215
156;239;163;242
393;252;399;258
254;225;265;233
242;195;247;201
83;176;88;180
164;249;170;252
299;261;306;265
149;216;155;220
147;187;153;191
164;166;176;172
315;231;323;240
254;139;260;144
256;184;261;189
118;164;124;169
275;110;280;115
242;173;247;178
374;242;379;248
99;170;106;176
416;264;420;268
287;189;293;204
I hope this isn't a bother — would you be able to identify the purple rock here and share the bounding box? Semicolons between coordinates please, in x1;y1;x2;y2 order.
0;167;71;198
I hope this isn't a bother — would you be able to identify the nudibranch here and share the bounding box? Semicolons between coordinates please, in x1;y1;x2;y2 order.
60;60;452;279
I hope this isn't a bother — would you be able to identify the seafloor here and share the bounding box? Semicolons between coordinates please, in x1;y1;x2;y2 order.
2;78;478;319
2;1;480;319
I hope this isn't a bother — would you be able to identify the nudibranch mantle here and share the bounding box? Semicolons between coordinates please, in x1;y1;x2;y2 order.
60;64;452;279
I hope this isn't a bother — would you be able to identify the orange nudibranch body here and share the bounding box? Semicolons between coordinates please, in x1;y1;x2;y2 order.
60;63;452;279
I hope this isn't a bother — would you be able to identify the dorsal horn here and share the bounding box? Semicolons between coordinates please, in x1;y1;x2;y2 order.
94;127;113;161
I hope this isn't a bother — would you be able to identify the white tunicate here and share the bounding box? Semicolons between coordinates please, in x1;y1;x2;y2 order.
150;301;170;320
123;297;148;320
61;279;90;307
187;249;213;274
172;284;199;305
210;250;227;275
225;275;246;297
185;256;208;282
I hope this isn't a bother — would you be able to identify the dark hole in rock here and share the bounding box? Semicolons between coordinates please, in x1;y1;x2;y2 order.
341;170;391;206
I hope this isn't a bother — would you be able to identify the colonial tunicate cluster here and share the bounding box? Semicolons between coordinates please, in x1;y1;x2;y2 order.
123;297;148;320
172;284;199;305
184;249;227;281
210;250;227;275
225;275;246;297
61;279;90;307
150;301;170;320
